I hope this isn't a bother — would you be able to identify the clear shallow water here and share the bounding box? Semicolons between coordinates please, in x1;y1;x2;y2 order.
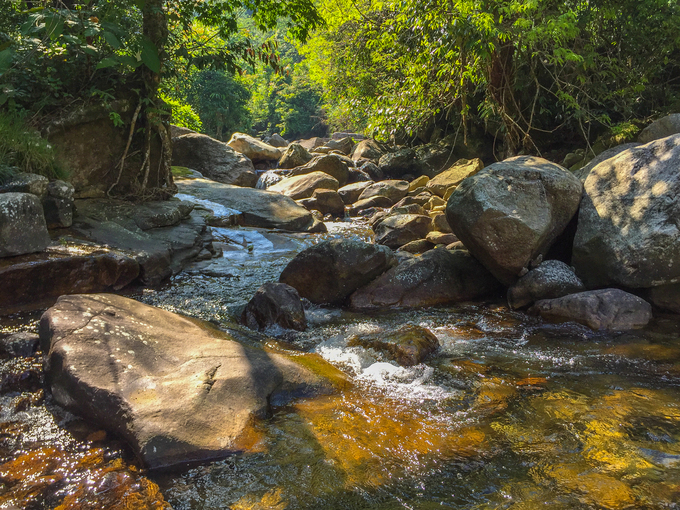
2;220;680;509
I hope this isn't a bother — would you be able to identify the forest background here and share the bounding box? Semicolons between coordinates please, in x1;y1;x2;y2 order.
1;0;679;184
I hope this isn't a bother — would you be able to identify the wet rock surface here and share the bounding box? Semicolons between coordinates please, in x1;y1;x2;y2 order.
507;260;585;309
447;156;582;285
350;248;501;310
348;324;439;367
280;239;397;305
176;177;317;232
40;294;341;469
530;288;653;330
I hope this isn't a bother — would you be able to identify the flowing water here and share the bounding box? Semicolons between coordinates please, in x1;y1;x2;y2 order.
2;221;680;509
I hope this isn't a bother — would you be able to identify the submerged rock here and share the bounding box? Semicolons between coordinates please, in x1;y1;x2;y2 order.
280;239;397;305
350;248;501;310
241;283;307;332
348;324;439;367
507;260;585;309
572;134;680;289
40;294;343;470
530;289;652;331
0;192;51;257
447;156;582;285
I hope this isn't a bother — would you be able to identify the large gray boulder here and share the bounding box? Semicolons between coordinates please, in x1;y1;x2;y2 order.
227;132;283;162
530;289;652;331
278;143;313;169
379;148;416;177
572;134;680;289
279;239;397;305
349;248;501;310
176;177;318;232
446;156;583;285
40;294;342;469
289;154;350;186
268;171;340;200
638;114;680;144
0;193;51;257
573;143;640;182
172;133;258;187
507;260;585;309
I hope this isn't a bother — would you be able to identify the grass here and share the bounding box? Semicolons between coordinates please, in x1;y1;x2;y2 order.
0;112;69;182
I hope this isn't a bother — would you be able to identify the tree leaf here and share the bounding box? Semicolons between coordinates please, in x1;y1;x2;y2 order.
96;57;118;69
103;31;121;49
141;38;161;73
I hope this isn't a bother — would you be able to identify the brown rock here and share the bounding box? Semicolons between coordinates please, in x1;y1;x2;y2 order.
374;214;432;249
268;172;340;200
348;325;439;366
241;283;307;331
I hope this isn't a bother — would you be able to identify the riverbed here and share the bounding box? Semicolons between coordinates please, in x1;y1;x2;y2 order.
2;221;680;509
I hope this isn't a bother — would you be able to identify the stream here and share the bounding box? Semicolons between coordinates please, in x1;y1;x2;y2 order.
2;220;680;509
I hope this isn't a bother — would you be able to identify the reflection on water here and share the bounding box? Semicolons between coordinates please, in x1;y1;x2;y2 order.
2;221;680;508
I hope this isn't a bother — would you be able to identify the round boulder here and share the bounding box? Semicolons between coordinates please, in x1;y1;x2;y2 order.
507;260;585;309
446;156;582;285
241;283;307;331
268;171;339;200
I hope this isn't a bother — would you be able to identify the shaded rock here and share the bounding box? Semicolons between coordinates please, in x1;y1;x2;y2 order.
426;231;457;246
0;173;49;198
573;135;680;289
172;133;257;187
133;201;195;230
267;133;288;148
289;155;350;186
638;114;680;143
358;180;409;205
280;239;397;305
350;248;501;310
71;200;211;285
268;172;340;200
0;193;51;257
393;194;431;209
507;260;585;309
43;180;76;228
358;161;384;181
298;189;346;217
447;156;582;285
648;284;680;314
414;144;459;178
176;178;317;232
338;181;374;204
379;148;416;177
530;289;652;331
0;242;139;314
278;143;313;169
431;212;452;233
425;158;484;197
374;214;432;249
40;294;343;469
332;131;365;141
573;143;640;182
348;196;393;216
352;139;387;161
397;239;434;254
227;132;283;162
241;283;307;331
0;332;40;358
348;324;439;367
347;167;373;183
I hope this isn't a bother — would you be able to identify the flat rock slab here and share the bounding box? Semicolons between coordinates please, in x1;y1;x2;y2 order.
0;242;138;314
177;177;317;232
40;294;344;470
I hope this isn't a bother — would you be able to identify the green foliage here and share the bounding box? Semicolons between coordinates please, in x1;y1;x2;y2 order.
160;94;203;131
303;0;680;150
0;112;67;180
